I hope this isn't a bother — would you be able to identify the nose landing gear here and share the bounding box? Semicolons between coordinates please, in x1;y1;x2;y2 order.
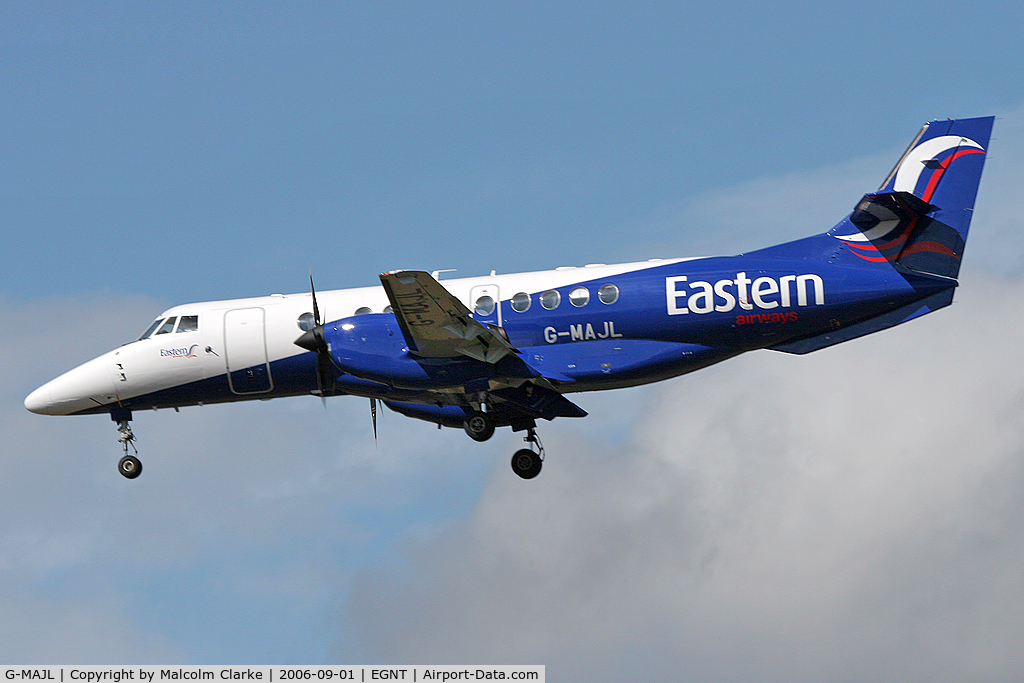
111;410;142;479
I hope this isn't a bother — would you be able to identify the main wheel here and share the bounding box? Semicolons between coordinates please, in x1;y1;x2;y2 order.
118;454;143;479
463;411;495;442
511;449;542;479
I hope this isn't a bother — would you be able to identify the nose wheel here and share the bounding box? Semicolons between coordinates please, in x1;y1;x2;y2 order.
114;416;143;479
118;453;142;479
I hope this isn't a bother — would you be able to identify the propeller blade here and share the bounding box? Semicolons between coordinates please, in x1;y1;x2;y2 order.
370;398;378;446
309;269;321;326
298;270;333;408
315;371;327;409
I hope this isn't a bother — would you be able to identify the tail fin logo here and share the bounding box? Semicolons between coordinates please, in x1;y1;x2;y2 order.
892;135;985;202
837;223;915;262
834;134;985;263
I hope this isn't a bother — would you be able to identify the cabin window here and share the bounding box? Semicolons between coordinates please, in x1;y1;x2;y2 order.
139;319;163;340
540;290;560;310
176;315;199;333
355;307;373;315
569;287;590;307
511;292;531;313
155;317;177;335
474;295;495;316
297;312;316;331
598;283;619;305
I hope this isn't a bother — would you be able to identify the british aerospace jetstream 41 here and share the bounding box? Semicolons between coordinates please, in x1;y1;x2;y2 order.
25;116;994;480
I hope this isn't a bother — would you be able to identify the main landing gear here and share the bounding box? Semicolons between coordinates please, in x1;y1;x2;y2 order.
463;410;496;442
463;392;497;443
112;410;142;479
461;398;545;479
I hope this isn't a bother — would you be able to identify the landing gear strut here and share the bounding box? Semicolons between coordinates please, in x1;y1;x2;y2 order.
112;411;142;479
511;427;544;480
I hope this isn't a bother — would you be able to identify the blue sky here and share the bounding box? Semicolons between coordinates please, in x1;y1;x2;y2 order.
5;1;1023;304
5;2;1024;679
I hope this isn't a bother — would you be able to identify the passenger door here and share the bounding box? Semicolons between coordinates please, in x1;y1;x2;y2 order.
223;307;273;394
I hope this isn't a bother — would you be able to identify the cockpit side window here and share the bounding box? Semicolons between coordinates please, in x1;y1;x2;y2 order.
155;317;177;335
139;319;164;340
176;315;199;333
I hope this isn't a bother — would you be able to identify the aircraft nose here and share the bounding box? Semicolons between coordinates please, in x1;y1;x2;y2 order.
24;384;54;415
24;355;117;416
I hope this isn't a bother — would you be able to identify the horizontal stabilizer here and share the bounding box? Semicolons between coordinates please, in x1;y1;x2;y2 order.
833;190;970;279
849;192;936;233
769;289;954;354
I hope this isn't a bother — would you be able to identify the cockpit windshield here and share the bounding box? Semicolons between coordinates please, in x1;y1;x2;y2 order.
155;317;177;335
139;319;164;340
177;315;199;333
137;314;200;340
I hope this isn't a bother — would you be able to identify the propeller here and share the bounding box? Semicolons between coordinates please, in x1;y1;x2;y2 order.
294;271;335;407
295;272;383;446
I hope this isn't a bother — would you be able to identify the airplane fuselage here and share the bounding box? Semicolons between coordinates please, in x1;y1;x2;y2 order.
25;246;951;418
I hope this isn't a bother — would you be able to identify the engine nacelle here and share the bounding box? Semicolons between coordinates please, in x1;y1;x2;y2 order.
323;314;514;389
382;401;468;429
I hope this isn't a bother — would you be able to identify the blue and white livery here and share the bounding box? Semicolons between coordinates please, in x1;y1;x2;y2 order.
25;116;994;479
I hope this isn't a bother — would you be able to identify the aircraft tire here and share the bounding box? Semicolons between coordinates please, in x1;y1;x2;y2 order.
511;449;542;479
463;411;495;442
118;455;143;479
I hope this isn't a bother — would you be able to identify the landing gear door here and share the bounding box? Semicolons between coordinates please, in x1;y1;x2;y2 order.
224;307;273;394
470;284;501;328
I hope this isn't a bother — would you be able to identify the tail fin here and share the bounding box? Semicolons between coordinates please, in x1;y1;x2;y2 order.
833;116;993;279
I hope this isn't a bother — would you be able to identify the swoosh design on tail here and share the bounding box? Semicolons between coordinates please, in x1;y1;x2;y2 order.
893;135;984;199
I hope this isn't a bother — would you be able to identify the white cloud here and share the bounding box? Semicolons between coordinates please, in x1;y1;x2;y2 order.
343;107;1024;681
346;273;1024;682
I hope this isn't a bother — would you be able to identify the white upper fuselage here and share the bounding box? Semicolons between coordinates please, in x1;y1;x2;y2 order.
24;259;689;416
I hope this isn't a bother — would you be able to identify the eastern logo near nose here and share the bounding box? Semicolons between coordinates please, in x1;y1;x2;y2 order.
160;344;199;358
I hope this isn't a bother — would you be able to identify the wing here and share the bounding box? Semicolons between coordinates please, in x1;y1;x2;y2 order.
379;270;516;363
379;269;588;423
